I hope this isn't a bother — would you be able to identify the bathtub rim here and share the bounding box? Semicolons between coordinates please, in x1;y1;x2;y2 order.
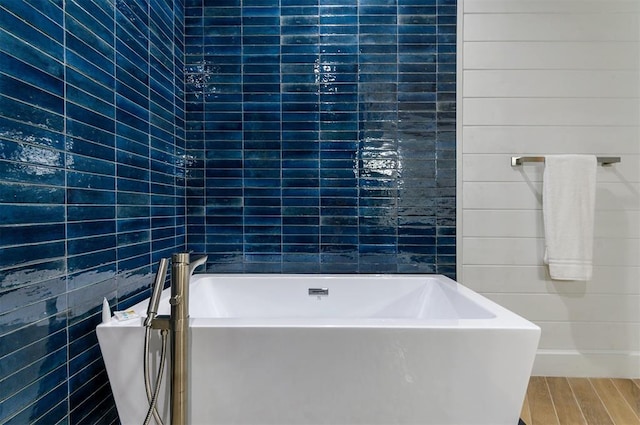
98;273;540;331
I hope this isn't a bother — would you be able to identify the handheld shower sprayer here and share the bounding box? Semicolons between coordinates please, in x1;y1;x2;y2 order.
145;257;169;328
143;257;170;425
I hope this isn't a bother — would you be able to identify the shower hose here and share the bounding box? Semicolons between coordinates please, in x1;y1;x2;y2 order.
143;326;169;425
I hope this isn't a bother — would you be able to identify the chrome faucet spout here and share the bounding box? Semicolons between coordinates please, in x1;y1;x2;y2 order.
189;254;208;276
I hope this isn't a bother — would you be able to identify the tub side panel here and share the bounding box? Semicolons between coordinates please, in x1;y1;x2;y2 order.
191;326;540;425
97;325;171;424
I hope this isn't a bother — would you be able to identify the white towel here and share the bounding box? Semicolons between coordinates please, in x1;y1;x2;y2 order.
542;155;597;280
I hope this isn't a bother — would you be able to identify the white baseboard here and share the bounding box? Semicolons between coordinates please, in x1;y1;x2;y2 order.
532;349;640;378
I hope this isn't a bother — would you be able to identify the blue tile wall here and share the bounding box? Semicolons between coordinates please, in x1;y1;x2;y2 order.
0;0;185;423
185;0;456;275
1;0;455;422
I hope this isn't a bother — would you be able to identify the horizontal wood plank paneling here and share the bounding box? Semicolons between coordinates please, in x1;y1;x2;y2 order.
465;0;640;14
463;210;543;237
464;42;639;70
464;13;639;42
537;322;640;352
462;182;640;210
463;98;639;126
464;210;640;238
484;293;640;323
462;265;640;295
463;237;640;267
463;70;638;98
459;0;640;377
463;127;640;154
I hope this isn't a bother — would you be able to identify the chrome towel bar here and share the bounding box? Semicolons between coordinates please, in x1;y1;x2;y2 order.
511;156;621;167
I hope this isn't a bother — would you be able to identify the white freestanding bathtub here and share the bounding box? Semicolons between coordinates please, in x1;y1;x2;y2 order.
97;274;540;425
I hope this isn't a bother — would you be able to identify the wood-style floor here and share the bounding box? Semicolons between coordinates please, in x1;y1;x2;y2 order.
521;377;640;425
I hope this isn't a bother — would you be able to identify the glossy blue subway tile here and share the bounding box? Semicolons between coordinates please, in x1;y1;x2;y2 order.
31;400;70;425
0;223;65;249
0;204;65;227
0;188;63;213
67;222;115;242
2;0;456;419
68;51;115;93
67;235;116;257
399;4;436;14
0;262;66;301
281;0;317;6
117;0;148;27
115;78;149;109
67;248;117;275
2;0;187;417
0;345;66;405
0;367;67;425
67;347;105;395
66;23;113;66
117;131;151;156
0;325;67;379
279;4;319;16
66;2;113;45
208;1;455;270
0;27;63;78
0;7;63;54
1;57;63;102
66;186;116;205
69;378;112;424
0;95;64;134
115;33;147;68
24;0;63;21
0;139;65;172
67;172;115;191
0;122;64;159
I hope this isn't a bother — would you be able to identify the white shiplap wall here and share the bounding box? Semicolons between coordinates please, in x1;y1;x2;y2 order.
457;0;640;377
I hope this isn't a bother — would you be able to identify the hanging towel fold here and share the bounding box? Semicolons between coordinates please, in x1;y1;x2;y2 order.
542;155;597;281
